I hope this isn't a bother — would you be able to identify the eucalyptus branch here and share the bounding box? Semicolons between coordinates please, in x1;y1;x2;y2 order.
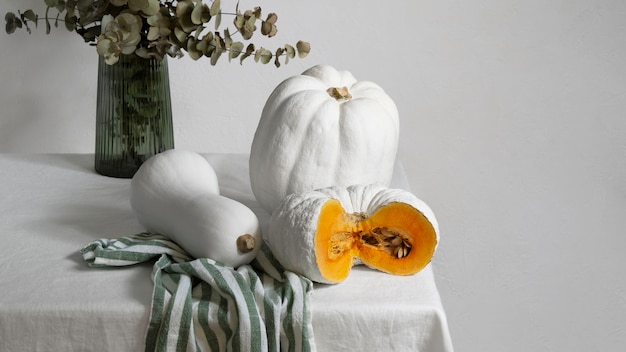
15;15;74;27
4;0;310;67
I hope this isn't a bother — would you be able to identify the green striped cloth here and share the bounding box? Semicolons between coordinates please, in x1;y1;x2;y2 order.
81;232;315;352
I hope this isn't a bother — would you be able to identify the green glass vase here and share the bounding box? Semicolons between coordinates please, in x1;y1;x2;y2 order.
95;54;175;178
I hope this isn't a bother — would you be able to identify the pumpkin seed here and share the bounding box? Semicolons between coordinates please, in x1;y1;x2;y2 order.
360;226;411;259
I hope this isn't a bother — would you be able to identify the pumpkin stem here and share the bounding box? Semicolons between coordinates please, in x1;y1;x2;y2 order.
237;234;256;253
326;86;352;101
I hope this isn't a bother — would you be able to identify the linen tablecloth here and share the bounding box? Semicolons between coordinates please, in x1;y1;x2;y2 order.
0;153;453;351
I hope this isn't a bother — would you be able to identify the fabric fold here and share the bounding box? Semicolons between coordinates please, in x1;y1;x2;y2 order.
81;232;315;352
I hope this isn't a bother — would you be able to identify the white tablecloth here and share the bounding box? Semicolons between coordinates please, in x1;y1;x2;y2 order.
0;153;453;352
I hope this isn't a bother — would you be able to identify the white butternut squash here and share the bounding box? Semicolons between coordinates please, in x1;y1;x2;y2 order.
130;149;262;267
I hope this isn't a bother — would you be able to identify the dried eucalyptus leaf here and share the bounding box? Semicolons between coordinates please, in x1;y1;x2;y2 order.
175;0;197;32
284;44;295;58
209;0;221;16
212;32;223;50
65;12;76;32
202;31;214;42
191;1;204;25
80;26;100;42
266;13;277;24
296;41;311;58
234;14;244;30
66;0;77;9
143;0;161;16
200;4;211;23
224;28;232;47
214;12;221;30
283;45;295;64
261;21;271;36
77;0;100;26
229;41;243;61
77;0;92;12
176;0;194;16
5;22;16;35
5;12;16;22
210;47;223;65
202;32;218;56
255;47;272;64
193;25;203;40
274;47;284;67
239;43;254;64
237;15;255;40
135;47;151;59
196;38;209;53
5;13;22;35
187;38;202;60
274;55;281;68
44;0;59;7
245;14;256;32
23;10;37;23
174;26;187;43
45;17;51;34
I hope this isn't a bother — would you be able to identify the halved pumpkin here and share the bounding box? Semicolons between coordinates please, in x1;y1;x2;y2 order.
267;184;439;284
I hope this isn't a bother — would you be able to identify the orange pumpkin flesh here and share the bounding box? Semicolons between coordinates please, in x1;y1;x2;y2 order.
315;200;438;283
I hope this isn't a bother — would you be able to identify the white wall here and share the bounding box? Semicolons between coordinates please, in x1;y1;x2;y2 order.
2;1;625;351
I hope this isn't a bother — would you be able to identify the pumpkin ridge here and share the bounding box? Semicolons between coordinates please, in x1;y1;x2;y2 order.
253;89;332;209
284;94;342;196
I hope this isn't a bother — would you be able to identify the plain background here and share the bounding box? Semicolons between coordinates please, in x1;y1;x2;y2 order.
1;1;625;351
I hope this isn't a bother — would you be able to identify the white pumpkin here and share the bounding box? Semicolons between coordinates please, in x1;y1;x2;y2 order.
267;184;439;284
130;149;262;268
249;64;400;214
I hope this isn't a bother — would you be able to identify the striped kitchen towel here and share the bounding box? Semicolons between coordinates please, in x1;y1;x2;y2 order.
81;232;315;352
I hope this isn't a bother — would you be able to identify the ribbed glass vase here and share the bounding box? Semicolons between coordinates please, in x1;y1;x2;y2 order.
95;54;174;178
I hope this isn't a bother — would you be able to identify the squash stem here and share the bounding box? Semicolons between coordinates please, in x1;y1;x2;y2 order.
236;234;256;253
326;86;352;101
